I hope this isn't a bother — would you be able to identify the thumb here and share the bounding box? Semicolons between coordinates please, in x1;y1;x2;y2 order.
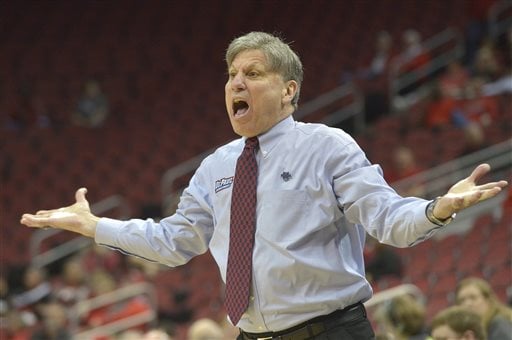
468;163;491;184
75;187;89;206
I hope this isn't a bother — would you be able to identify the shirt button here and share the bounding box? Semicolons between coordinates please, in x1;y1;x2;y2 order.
250;296;255;301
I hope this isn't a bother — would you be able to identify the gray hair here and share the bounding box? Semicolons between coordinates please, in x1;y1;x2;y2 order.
225;32;304;108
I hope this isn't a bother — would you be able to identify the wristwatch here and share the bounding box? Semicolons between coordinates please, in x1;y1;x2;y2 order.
426;196;456;226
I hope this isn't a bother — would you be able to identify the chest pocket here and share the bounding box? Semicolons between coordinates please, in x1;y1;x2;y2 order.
256;190;309;243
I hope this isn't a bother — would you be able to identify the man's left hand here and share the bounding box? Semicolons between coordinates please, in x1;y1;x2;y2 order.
433;163;508;220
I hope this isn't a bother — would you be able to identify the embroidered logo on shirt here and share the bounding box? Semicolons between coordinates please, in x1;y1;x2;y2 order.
215;176;234;193
281;171;292;182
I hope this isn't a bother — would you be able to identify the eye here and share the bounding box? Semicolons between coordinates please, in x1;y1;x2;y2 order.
247;70;259;78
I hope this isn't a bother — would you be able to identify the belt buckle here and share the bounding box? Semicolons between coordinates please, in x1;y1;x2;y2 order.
256;337;273;340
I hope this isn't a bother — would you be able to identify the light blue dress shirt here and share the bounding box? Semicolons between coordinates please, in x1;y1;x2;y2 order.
95;115;440;332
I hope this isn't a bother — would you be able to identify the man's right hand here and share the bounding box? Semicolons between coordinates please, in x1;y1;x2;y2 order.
20;188;99;238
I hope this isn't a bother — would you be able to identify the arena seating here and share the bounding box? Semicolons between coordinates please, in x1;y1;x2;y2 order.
1;0;510;338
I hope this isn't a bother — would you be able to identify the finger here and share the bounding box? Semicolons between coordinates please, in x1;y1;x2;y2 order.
75;187;89;206
478;186;504;201
475;180;509;191
20;214;52;228
467;163;491;184
36;208;64;215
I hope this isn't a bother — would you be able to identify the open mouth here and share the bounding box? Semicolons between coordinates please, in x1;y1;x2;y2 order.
233;99;249;117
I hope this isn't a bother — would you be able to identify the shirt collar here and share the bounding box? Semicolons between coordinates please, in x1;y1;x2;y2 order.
257;115;295;158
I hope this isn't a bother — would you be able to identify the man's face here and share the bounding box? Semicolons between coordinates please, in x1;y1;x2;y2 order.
225;49;296;137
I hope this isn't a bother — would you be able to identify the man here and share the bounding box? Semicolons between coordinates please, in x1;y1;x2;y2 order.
21;32;508;339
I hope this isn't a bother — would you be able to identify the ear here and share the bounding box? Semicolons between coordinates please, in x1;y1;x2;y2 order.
282;80;298;105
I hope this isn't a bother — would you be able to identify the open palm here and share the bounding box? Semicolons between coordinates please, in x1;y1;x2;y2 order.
20;188;99;237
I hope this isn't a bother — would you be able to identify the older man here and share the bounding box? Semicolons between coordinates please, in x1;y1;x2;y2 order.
21;32;507;339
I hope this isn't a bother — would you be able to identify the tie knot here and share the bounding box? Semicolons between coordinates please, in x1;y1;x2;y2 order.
245;137;259;150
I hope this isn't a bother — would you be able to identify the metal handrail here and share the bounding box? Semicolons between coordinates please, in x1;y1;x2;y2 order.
364;283;426;309
488;0;512;38
391;139;512;199
389;27;464;107
70;282;157;338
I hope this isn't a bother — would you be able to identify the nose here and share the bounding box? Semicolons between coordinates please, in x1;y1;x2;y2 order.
230;73;246;91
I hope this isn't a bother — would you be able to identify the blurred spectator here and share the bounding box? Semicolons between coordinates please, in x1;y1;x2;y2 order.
457;79;499;129
11;267;51;312
439;60;471;99
430;305;486;340
3;309;33;340
29;301;71;340
117;329;144;339
53;257;90;307
364;237;403;284
424;82;461;129
187;318;224;340
455;277;512;340
398;29;431;74
340;31;395;123
386;146;426;197
0;275;9;318
394;29;431;96
82;269;152;332
472;39;503;82
424;80;493;157
142;328;173;340
373;294;429;340
71;79;109;128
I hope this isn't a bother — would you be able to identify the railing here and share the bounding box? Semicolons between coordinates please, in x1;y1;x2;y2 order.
294;82;365;132
488;0;512;38
364;283;426;309
392;139;512;199
69;282;157;339
29;194;131;268
391;139;511;239
389;27;464;110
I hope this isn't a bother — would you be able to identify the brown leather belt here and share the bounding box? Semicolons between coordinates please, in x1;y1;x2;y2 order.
240;302;366;340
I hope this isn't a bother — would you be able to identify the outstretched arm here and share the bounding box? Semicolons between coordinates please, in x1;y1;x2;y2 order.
432;163;508;221
20;188;99;237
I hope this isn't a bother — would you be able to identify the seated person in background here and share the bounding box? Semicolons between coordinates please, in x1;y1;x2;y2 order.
439;60;470;100
455;277;512;340
386;146;425;197
373;294;429;340
187;318;224;340
364;237;403;284
29;301;71;340
430;305;486;340
71;79;109;128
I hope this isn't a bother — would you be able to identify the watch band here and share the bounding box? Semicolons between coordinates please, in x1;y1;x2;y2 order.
426;196;456;226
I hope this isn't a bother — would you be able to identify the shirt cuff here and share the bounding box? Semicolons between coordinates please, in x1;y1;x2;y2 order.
409;200;445;246
94;217;124;246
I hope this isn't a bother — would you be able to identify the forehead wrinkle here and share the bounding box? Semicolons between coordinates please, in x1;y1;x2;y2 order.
229;59;267;73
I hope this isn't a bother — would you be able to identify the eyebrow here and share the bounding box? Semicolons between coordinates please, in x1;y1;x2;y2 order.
229;61;265;73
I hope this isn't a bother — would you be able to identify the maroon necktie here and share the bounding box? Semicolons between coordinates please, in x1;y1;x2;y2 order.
225;137;259;325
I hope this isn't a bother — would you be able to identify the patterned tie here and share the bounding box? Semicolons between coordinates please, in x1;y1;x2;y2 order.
225;137;259;325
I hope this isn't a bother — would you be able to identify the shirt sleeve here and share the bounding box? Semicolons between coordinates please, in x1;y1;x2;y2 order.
94;162;215;266
330;136;441;247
